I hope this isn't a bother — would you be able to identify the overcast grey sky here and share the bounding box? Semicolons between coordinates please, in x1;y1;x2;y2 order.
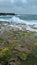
0;0;37;14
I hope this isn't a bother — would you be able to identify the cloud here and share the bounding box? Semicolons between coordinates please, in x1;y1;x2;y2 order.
0;0;37;14
10;0;27;4
9;0;27;8
0;0;3;1
11;0;15;3
21;0;27;3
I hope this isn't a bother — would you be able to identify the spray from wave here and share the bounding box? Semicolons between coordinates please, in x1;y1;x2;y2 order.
0;15;37;25
9;16;37;25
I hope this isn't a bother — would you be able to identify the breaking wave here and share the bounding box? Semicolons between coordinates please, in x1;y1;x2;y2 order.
0;15;37;25
9;16;37;25
0;19;9;22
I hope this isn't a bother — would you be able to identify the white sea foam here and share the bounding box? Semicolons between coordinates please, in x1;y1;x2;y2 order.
0;19;9;22
0;16;37;25
10;16;37;25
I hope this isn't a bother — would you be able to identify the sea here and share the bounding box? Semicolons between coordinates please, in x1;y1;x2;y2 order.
0;14;37;25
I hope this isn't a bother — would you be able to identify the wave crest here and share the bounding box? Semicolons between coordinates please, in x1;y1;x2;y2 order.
0;16;37;25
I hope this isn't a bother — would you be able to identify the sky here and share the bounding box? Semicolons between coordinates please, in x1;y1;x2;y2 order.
0;0;37;14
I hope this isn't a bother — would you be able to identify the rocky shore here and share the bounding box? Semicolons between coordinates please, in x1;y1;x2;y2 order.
0;22;37;34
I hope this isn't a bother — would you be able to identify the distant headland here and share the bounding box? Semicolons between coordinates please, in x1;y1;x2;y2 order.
0;13;16;15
